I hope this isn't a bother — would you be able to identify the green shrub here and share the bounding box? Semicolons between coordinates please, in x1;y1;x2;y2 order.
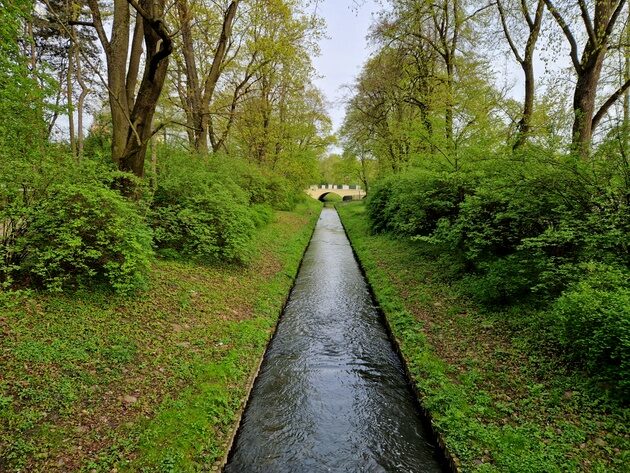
162;151;303;211
550;264;630;396
151;154;257;264
152;187;255;264
365;175;395;233
250;204;274;228
321;192;342;202
13;184;152;293
367;169;471;237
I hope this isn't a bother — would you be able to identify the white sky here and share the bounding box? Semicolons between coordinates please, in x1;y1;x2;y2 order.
310;0;381;133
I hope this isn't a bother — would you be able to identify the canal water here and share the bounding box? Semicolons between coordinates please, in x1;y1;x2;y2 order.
224;207;444;473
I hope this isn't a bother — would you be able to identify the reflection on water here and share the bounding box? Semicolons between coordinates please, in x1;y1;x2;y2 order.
224;207;444;473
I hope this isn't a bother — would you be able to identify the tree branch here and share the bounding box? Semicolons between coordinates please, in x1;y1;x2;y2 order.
497;0;524;64
68;20;95;27
126;0;172;42
86;0;110;52
543;0;581;71
604;0;628;42
592;78;630;131
521;0;534;29
577;0;596;45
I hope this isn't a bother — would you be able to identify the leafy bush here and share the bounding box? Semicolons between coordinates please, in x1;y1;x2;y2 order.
367;169;471;236
152;187;256;264
550;264;630;395
321;192;342;202
151;154;257;264
364;152;630;394
444;171;574;303
250;204;274;228
11;184;152;293
153;149;306;208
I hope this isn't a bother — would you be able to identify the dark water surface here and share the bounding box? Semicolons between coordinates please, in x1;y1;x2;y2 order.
224;208;444;473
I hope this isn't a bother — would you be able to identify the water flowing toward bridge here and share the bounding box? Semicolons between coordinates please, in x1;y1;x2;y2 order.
223;207;445;473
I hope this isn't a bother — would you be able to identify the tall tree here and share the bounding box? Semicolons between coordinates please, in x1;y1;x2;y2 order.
86;0;173;185
543;0;630;157
175;0;240;153
496;0;545;149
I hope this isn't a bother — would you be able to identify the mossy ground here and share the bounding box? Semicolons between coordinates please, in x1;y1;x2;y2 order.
338;201;629;472
0;200;321;472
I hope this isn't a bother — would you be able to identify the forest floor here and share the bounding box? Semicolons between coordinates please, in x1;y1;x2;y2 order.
338;201;629;472
0;200;321;472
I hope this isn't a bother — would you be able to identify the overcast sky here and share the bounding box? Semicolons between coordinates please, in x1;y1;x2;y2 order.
310;0;380;133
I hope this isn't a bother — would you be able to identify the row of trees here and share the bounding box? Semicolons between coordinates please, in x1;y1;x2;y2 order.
342;0;629;168
20;0;331;192
1;0;331;292
346;0;630;397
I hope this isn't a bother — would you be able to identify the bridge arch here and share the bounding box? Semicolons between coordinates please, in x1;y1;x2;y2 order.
305;184;366;202
317;191;343;202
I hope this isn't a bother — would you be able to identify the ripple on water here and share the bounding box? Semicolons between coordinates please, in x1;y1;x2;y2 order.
224;208;445;473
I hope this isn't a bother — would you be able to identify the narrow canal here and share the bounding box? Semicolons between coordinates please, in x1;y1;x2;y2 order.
224;207;444;473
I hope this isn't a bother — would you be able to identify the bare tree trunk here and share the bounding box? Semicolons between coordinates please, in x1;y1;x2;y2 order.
66;32;76;158
87;0;173;194
76;44;89;160
572;53;607;157
177;0;205;151
544;0;627;158
624;11;629;140
498;0;545;150
119;0;173;178
176;0;239;153
445;60;454;146
206;0;240;152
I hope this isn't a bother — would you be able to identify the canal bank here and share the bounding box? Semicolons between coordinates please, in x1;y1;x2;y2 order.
0;202;322;472
224;207;447;472
336;202;630;472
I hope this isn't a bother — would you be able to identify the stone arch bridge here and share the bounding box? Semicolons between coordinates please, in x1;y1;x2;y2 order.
306;184;366;201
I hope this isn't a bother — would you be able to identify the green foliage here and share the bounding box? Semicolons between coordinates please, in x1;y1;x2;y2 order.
151;153;258;264
367;169;470;236
0;1;48;160
152;189;255;264
1;153;152;294
365;150;630;394
321;192;342;202
0;205;320;471
13;183;152;293
338;202;629;472
550;264;630;394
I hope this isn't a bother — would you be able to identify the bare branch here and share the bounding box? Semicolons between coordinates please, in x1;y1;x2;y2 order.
68;20;95;27
497;0;524;64
543;0;581;71
577;0;596;45
86;0;110;52
604;0;628;42
592;78;630;131
521;0;534;28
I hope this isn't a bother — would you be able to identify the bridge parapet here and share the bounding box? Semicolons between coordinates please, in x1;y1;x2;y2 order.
305;184;366;201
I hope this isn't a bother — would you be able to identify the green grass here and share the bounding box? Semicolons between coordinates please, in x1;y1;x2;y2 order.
0;199;321;472
337;201;629;472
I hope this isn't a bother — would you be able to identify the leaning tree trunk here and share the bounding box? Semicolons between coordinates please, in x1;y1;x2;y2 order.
118;3;172;178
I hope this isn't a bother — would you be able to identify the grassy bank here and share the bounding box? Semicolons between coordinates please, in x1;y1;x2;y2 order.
0;200;321;472
338;202;629;472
